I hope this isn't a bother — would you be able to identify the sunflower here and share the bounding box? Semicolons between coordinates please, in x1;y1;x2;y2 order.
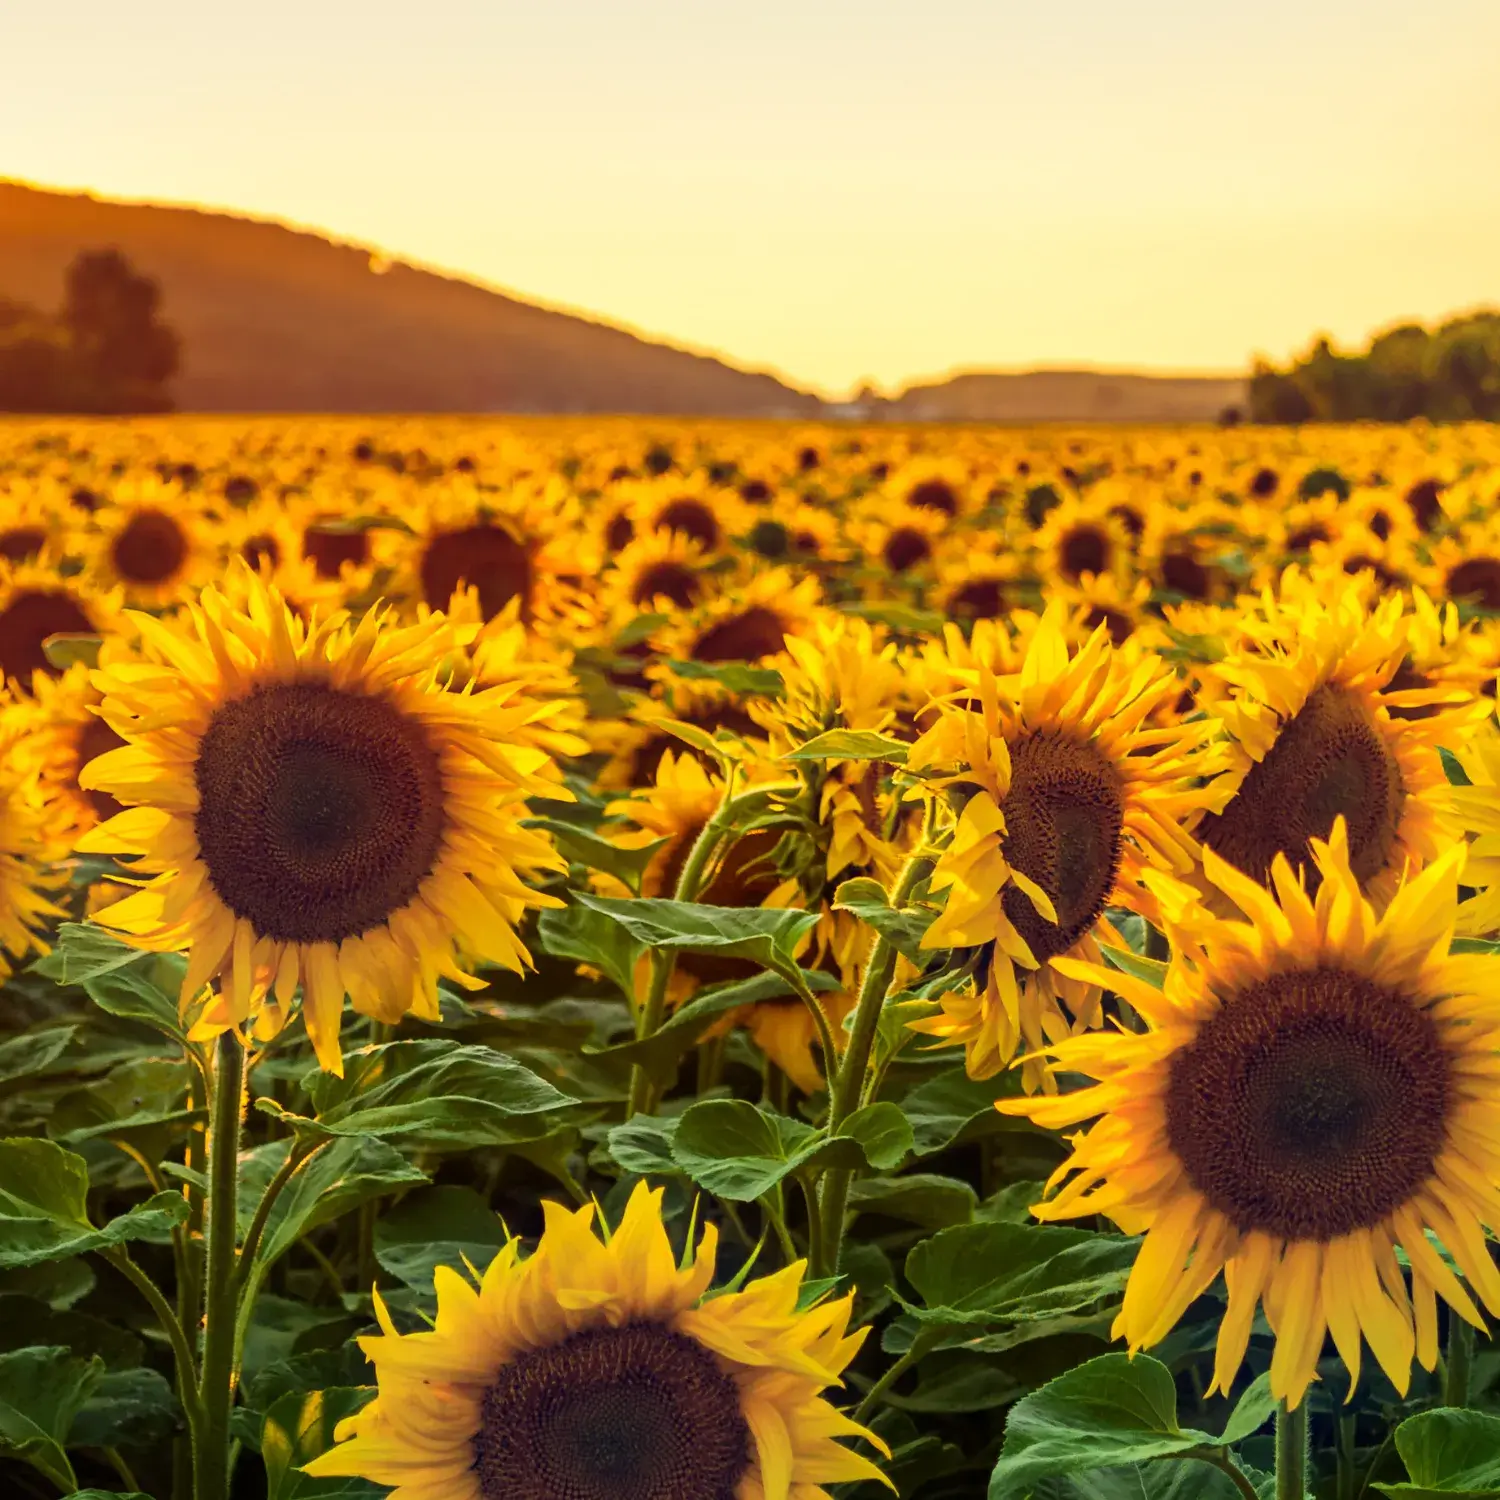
648;567;823;670
0;559;124;691
619;473;748;558
75;567;568;1072
14;661;127;843
1001;825;1500;1409
606;529;714;615
302;1181;887;1500
844;499;946;583
0;476;74;565
387;477;590;627
906;604;1218;1086
1427;520;1500;613
83;478;211;608
1193;583;1483;905
883;454;972;522
1034;495;1133;588
0;714;67;977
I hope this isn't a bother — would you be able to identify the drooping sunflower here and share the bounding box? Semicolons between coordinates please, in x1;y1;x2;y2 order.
906;604;1219;1086
1002;825;1500;1409
303;1181;888;1500
1193;582;1484;905
75;567;568;1071
0;559;124;691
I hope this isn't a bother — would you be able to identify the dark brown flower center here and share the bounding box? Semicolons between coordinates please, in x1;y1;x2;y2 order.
883;527;931;573
1446;558;1500;612
1160;550;1211;600
76;714;126;822
193;682;445;943
1404;478;1442;531
0;527;47;563
1165;967;1451;1239
1059;526;1109;581
907;479;958;516
111;509;187;585
242;534;281;573
605;512;635;553
654;499;719;552
1199;684;1403;886
631;561;701;610
302;524;370;579
691;607;789;663
947;578;1007;621
1000;731;1125;963
0;589;96;682
1084;606;1134;646
420;524;533;622
473;1323;751;1500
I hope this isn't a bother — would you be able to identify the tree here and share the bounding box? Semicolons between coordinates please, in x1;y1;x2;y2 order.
0;248;179;414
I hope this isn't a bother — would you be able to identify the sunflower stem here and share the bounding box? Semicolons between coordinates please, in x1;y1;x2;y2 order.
195;1028;246;1500
625;780;778;1116
1444;1315;1475;1409
1275;1399;1309;1500
815;848;932;1279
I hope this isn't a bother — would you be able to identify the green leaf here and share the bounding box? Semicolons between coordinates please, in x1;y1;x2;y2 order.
1100;944;1169;990
839;1102;914;1171
268;1040;573;1148
0;1343;103;1490
901;1067;1029;1157
52;1056;203;1152
989;1353;1220;1497
526;818;668;894
41;634;103;672
592;968;837;1084
605;1114;682;1177
32;924;189;1044
70;1366;179;1450
849;1173;977;1229
240;1136;427;1272
67;1492;154;1500
904;1221;1138;1335
373;1186;507;1294
261;1385;380;1500
1375;1408;1500;1497
783;729;910;763
572;894;820;995
832;876;935;963
664;659;785;697
670;1100;867;1201
537;900;645;999
0;1027;78;1087
0;1139;188;1269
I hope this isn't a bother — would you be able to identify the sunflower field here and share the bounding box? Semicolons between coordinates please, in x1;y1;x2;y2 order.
3;416;1500;1500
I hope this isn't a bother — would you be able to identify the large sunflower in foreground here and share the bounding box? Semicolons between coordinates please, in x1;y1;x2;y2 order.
75;568;568;1071
906;606;1219;1086
1002;826;1500;1409
1192;584;1483;904
303;1181;888;1500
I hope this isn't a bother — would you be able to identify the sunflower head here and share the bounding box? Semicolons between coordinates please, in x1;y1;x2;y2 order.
1002;823;1500;1409
302;1181;889;1500
76;566;569;1071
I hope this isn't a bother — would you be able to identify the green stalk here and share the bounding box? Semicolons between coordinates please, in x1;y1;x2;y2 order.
194;1029;245;1500
1444;1316;1475;1409
625;782;793;1116
1276;1399;1309;1500
815;849;932;1277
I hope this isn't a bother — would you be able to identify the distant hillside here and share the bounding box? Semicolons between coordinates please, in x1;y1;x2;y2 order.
878;369;1247;423
0;181;820;416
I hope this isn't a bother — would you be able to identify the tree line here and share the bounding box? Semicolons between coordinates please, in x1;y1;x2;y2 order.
1250;309;1500;424
0;250;179;414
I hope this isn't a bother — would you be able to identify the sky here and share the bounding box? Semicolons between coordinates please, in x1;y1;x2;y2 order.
3;0;1499;397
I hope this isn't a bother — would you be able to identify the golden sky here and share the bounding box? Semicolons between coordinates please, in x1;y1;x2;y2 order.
4;0;1498;397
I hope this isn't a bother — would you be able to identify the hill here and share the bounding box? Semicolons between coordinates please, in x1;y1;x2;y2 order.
0;181;820;416
876;369;1246;423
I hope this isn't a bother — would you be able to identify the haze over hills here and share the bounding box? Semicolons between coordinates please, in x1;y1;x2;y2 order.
2;181;1246;420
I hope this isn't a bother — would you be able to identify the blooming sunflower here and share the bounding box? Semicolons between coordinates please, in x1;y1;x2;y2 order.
0;559;123;690
1001;825;1500;1409
75;567;568;1071
14;660;127;843
303;1181;887;1500
83;479;211;608
1193;583;1483;904
649;566;823;669
0;714;67;976
1034;495;1134;588
906;605;1218;1085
